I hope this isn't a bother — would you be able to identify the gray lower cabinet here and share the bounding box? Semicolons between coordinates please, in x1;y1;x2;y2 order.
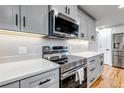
0;69;59;88
87;54;104;87
20;5;48;35
0;81;19;88
0;5;20;31
20;69;59;88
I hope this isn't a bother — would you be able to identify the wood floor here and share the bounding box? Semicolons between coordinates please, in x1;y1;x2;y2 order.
92;65;124;88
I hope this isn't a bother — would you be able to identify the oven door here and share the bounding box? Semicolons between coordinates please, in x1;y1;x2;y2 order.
49;10;79;38
60;66;87;88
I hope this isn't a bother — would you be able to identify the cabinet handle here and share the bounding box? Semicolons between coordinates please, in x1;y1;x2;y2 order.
91;36;94;39
90;68;95;71
100;61;103;65
68;8;70;15
38;79;51;86
65;6;68;14
23;16;26;27
90;77;95;82
15;14;18;26
81;33;84;38
90;60;95;63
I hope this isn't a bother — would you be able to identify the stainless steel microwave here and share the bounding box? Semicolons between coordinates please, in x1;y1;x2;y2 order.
49;10;79;39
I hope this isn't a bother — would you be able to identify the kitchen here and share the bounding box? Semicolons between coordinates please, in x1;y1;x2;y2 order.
0;4;123;88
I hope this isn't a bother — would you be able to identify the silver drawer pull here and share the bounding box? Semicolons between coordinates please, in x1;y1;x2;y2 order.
39;79;51;86
90;60;95;63
90;68;95;71
90;78;95;83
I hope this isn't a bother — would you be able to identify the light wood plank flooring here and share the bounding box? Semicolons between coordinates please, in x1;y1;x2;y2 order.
92;65;124;88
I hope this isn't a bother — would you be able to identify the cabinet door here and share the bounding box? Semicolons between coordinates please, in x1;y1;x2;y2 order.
0;5;20;31
51;5;77;20
67;5;77;20
78;9;88;40
50;5;67;15
20;5;48;35
90;20;96;41
87;18;96;41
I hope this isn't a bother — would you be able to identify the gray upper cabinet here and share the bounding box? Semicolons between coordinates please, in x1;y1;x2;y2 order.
20;5;48;35
50;5;77;20
78;8;96;41
87;17;96;41
0;5;20;31
78;9;88;40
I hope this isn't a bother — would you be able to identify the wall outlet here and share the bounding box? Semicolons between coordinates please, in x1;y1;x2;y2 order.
18;47;27;55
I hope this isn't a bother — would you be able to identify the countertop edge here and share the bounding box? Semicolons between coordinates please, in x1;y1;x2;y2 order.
0;63;60;86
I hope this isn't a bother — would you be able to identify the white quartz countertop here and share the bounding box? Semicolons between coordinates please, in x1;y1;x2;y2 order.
71;51;104;58
0;58;60;86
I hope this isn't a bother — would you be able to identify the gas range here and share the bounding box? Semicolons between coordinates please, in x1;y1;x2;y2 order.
42;46;87;88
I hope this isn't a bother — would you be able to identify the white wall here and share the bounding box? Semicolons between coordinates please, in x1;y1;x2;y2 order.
0;33;89;64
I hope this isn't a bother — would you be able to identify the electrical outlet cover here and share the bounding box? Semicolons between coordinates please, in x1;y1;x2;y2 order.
18;47;27;55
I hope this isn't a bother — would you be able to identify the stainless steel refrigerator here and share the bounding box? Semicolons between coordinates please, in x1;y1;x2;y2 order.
112;33;124;68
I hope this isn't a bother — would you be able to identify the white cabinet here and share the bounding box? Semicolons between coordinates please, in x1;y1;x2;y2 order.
87;54;104;87
77;8;96;41
20;69;59;88
77;9;88;40
87;18;96;41
0;5;48;35
20;5;48;35
50;5;77;20
0;5;20;31
0;81;19;88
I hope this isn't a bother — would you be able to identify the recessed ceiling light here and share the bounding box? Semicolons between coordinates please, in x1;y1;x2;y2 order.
118;5;124;8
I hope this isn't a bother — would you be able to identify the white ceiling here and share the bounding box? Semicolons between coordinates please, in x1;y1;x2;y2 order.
80;5;124;29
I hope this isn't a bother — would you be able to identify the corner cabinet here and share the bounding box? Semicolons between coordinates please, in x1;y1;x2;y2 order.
78;8;96;41
0;5;20;31
0;5;48;35
50;5;77;20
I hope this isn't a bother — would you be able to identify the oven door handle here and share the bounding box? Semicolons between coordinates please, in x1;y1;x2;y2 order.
61;65;86;80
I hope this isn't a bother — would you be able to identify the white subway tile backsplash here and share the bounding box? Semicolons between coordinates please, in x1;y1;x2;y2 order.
0;34;89;63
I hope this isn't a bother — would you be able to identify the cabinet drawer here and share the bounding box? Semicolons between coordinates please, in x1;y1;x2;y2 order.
87;65;96;76
87;75;96;87
20;69;59;88
87;57;97;65
48;81;59;88
0;81;19;88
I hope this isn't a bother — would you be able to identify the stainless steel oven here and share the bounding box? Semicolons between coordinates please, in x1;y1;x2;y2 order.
61;63;87;88
49;10;79;38
42;46;87;88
